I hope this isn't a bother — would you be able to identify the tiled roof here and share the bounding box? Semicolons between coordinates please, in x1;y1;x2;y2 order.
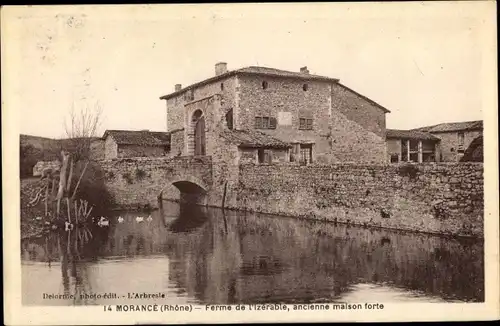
221;129;291;149
386;129;440;141
412;120;483;133
160;66;339;100
103;130;170;146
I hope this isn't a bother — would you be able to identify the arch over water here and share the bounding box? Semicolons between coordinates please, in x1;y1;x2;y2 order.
168;176;209;206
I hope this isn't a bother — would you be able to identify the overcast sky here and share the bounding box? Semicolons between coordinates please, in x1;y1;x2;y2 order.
3;2;494;139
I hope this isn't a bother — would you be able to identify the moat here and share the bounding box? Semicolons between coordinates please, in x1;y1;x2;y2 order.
21;200;484;305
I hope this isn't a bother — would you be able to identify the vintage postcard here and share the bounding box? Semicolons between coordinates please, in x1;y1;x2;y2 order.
2;2;499;324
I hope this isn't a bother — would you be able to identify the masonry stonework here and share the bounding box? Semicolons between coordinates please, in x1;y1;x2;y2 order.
99;156;212;209
226;162;483;238
236;75;387;163
435;130;482;162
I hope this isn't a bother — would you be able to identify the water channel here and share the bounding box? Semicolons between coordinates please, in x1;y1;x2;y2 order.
21;201;484;305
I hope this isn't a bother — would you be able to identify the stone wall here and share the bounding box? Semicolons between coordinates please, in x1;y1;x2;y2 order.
228;162;483;238
165;75;238;133
32;160;61;177
117;144;167;158
237;75;387;164
434;130;482;162
98;156;212;209
104;136;118;159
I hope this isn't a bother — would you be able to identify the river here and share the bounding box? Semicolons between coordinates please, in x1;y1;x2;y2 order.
21;200;484;305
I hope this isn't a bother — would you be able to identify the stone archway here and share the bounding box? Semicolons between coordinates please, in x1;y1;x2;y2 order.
168;175;209;206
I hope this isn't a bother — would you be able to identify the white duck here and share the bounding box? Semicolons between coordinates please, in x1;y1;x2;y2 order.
146;215;153;222
98;216;109;227
136;216;144;223
64;221;74;231
117;216;124;223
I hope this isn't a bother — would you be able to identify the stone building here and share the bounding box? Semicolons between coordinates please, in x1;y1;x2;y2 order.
102;130;171;160
159;62;391;165
412;120;483;162
386;129;440;163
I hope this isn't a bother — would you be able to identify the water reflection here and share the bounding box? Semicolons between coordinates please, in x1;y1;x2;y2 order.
22;201;484;305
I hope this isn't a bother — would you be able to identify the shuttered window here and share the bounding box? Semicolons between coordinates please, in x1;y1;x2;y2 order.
255;116;277;129
299;118;313;130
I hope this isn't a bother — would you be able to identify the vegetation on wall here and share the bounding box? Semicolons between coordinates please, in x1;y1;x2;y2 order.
397;163;419;180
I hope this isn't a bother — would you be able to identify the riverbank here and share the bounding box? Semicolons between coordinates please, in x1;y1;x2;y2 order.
20;178;49;239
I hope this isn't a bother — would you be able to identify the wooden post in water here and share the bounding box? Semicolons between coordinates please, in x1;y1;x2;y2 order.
222;181;228;234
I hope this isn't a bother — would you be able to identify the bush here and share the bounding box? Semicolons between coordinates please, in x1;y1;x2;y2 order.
397;163;419;180
69;161;114;216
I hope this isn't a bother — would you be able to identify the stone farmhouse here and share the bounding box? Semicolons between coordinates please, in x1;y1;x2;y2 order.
159;62;391;165
386;129;440;163
103;130;171;160
412;120;483;162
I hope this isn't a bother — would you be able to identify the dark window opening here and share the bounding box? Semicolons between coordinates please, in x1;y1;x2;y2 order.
262;81;268;89
409;153;418;162
458;132;465;146
299;144;313;165
450;147;455;152
390;154;399;163
423;153;435;162
184;89;194;102
299;118;313;130
255;116;276;129
303;84;308;91
220;83;224;91
257;149;272;164
225;109;233;130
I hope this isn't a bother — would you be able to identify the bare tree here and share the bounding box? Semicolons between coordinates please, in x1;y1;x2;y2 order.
63;102;103;162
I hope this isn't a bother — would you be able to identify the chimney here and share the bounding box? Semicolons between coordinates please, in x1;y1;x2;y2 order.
300;66;309;74
175;84;182;92
215;62;228;76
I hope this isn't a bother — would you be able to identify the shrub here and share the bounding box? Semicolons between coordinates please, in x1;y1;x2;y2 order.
69;162;115;216
135;168;147;180
397;163;419;180
122;172;133;184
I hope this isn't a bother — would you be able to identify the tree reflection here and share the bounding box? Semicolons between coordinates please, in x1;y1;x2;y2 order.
22;203;484;305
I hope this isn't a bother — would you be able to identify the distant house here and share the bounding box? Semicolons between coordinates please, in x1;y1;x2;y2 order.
386;129;440;163
103;130;171;160
412;120;483;162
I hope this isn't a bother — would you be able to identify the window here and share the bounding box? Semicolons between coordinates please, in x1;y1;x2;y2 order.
458;132;465;151
184;89;194;101
458;132;465;146
303;84;308;91
390;154;399;163
225;109;233;130
299;144;313;165
262;117;270;129
262;81;268;89
299;118;313;130
255;116;277;129
220;82;224;91
258;149;272;164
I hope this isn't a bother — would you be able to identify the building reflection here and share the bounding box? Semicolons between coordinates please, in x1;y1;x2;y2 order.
21;202;484;305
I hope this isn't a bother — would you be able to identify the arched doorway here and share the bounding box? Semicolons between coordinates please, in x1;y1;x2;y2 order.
192;110;206;156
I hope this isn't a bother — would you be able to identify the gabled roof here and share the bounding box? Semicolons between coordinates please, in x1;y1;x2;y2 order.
103;130;170;146
386;129;440;141
412;120;483;133
160;66;340;100
221;129;291;149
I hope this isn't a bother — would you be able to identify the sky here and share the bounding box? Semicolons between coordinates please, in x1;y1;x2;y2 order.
2;2;495;139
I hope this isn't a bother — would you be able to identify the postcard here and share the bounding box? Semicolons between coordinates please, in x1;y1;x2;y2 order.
2;2;498;324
